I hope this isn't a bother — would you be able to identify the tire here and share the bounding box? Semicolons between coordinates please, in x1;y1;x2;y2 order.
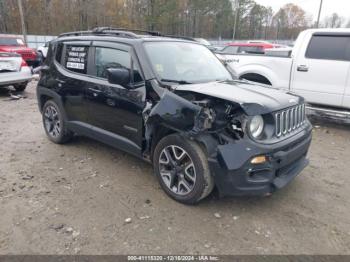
14;82;28;92
153;134;214;204
42;100;73;144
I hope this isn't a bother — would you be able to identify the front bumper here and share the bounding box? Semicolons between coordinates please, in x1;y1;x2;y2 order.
209;123;312;197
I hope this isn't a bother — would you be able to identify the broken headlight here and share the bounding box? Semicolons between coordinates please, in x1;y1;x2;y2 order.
249;115;264;138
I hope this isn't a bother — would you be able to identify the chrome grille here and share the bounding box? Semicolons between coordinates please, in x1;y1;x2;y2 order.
275;104;306;138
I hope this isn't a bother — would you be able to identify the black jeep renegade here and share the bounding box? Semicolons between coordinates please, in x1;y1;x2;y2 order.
37;28;312;204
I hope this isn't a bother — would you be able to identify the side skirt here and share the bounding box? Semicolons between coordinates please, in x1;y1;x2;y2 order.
67;121;143;159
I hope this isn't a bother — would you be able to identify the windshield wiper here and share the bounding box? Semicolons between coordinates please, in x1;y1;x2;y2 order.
160;79;193;85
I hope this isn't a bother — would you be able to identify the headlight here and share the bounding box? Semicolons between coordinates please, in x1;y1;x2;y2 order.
249;115;264;138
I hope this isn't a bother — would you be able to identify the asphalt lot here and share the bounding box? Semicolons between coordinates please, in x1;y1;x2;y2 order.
0;81;350;255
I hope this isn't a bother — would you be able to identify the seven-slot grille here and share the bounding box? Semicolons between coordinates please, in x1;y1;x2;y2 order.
275;104;306;138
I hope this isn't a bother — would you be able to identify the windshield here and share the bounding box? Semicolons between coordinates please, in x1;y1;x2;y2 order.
0;37;25;46
144;41;232;84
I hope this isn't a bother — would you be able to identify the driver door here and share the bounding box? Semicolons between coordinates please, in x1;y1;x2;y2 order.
86;41;146;148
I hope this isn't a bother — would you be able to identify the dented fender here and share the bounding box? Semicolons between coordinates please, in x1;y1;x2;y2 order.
147;90;201;132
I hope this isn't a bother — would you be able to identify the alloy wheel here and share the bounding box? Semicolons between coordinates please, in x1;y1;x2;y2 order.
44;105;61;138
158;145;196;196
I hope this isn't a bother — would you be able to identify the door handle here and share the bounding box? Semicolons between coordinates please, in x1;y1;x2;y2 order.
55;78;66;84
297;65;309;72
88;88;102;93
88;87;102;97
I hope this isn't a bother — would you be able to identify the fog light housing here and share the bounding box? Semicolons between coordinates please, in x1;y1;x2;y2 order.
250;155;267;164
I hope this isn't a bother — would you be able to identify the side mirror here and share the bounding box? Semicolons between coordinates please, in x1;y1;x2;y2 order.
106;68;131;87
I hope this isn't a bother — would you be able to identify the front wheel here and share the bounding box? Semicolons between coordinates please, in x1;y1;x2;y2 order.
153;134;214;204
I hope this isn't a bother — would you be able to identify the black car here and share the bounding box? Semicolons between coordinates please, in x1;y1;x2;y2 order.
37;27;312;204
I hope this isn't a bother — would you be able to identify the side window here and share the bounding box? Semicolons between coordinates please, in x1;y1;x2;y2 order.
239;46;264;54
95;47;143;83
224;46;238;54
305;35;350;61
64;45;89;74
95;47;130;79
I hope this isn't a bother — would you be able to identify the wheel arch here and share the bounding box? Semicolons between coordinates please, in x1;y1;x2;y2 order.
240;73;272;86
37;87;67;119
236;65;276;86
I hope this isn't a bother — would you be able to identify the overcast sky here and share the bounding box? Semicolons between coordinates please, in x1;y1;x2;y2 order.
255;0;350;22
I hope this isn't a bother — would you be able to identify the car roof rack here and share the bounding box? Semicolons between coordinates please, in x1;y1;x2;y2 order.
92;27;162;37
58;27;197;42
163;35;196;42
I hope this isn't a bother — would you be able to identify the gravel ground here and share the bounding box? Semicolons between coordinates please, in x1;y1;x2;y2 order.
0;81;350;255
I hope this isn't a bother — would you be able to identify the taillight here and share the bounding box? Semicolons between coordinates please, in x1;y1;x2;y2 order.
20;59;28;68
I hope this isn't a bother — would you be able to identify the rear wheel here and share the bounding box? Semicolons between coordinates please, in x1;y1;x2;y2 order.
42;100;73;144
153;134;214;204
14;82;28;92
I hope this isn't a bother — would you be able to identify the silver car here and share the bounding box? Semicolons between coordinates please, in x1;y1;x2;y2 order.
0;52;32;91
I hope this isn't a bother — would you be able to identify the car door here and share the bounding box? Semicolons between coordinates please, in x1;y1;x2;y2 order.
53;41;93;124
86;41;146;148
291;33;350;107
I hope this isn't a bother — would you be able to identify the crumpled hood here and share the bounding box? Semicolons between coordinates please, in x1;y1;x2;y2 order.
175;80;303;115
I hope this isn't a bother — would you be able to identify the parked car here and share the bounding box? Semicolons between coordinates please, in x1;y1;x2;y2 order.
37;41;49;59
0;34;41;67
219;42;276;55
37;27;312;204
218;29;350;121
0;52;32;91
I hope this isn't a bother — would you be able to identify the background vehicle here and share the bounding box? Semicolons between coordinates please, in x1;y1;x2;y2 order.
219;42;276;55
0;34;41;67
37;41;49;59
219;29;350;120
0;52;32;91
37;27;311;205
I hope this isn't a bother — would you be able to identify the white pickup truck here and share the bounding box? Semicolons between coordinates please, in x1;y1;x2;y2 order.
219;29;350;121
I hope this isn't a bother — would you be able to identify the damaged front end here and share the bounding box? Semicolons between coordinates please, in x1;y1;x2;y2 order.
143;81;248;158
143;80;312;197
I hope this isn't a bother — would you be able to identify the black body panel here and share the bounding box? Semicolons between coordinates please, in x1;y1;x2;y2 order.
36;31;313;198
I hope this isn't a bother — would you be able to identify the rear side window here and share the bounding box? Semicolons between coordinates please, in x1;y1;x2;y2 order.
95;47;143;83
64;45;89;74
55;42;63;63
305;35;350;61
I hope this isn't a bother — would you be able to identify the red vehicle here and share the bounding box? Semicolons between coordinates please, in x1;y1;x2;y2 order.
221;42;276;55
0;34;40;67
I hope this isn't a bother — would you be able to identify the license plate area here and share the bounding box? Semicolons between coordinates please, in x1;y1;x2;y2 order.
0;61;17;72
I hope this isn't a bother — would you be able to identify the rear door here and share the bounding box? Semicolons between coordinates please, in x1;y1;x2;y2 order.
291;33;350;107
54;41;92;124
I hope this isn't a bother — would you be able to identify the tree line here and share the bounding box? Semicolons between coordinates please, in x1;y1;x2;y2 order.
0;0;349;40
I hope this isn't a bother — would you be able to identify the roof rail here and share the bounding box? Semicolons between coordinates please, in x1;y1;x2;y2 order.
58;28;141;39
58;31;92;38
92;27;162;37
163;35;197;42
58;27;198;42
